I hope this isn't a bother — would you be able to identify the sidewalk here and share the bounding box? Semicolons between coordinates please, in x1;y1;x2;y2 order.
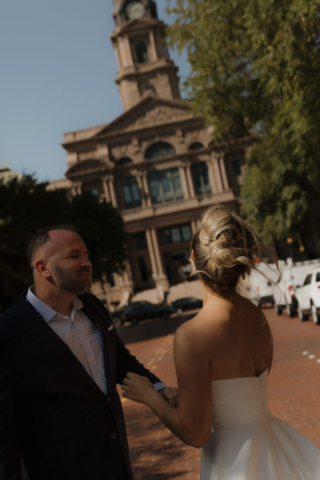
119;309;320;479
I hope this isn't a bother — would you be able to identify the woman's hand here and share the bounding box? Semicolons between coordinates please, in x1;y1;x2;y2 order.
121;372;157;405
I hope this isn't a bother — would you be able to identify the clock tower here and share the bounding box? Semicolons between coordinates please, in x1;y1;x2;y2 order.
111;0;181;111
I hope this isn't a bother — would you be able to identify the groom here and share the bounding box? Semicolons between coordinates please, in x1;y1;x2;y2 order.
0;226;177;480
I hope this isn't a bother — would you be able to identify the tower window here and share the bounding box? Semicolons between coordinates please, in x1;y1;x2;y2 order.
145;142;176;160
136;41;149;63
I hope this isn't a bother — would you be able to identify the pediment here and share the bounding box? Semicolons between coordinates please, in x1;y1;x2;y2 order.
94;98;193;138
66;159;111;178
111;18;160;37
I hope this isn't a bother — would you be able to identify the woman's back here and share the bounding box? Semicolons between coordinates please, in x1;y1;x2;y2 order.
182;291;273;383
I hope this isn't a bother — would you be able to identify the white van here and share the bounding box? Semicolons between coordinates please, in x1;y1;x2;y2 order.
295;268;320;324
273;259;320;317
250;262;284;308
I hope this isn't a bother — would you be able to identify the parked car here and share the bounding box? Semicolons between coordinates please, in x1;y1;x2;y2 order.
171;297;203;313
249;262;284;308
111;301;175;326
295;268;320;324
273;259;320;317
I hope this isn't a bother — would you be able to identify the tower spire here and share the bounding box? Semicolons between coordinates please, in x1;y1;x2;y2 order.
111;1;180;111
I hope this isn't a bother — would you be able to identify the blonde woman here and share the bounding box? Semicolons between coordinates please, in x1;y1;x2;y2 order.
122;205;320;479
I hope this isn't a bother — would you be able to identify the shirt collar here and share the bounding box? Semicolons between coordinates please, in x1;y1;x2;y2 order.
26;286;83;323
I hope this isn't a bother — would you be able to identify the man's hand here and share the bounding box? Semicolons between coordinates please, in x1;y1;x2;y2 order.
159;387;178;407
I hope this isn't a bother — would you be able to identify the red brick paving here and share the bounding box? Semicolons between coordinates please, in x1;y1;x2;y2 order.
118;308;320;479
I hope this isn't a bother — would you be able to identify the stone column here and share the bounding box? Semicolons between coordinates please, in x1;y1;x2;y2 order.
206;160;217;195
135;173;146;207
219;154;229;190
149;30;157;62
213;155;224;192
150;228;164;276
185;162;196;198
108;176;118;208
179;165;190;199
146;228;158;276
142;172;152;207
101;177;111;203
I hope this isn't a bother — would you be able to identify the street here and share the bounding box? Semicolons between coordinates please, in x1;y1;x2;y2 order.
118;308;320;480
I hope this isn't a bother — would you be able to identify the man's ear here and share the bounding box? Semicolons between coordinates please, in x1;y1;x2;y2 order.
34;259;51;278
191;249;196;263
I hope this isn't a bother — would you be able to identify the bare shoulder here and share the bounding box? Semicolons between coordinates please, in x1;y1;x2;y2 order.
175;300;233;354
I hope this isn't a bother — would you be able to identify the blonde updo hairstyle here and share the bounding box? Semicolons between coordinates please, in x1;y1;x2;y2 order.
190;205;275;294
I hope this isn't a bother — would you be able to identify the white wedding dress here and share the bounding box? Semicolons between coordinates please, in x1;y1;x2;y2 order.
201;369;320;479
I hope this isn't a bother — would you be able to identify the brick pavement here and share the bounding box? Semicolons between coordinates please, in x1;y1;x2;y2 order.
118;308;320;479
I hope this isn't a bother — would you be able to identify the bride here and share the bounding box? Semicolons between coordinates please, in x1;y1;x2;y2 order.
122;205;320;479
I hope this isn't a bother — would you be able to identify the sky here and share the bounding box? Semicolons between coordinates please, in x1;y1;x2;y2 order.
0;0;190;183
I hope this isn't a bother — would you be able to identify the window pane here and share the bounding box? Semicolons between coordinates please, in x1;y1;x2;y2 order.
121;177;141;209
191;162;211;195
171;228;182;243
150;179;160;197
172;175;182;192
181;225;192;241
131;184;140;201
123;186;132;203
316;273;320;282
162;177;172;194
160;229;171;244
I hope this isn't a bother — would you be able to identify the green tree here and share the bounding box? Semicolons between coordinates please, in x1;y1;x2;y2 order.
0;176;127;309
167;0;320;244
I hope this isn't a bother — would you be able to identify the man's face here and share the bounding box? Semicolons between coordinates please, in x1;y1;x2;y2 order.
44;230;93;295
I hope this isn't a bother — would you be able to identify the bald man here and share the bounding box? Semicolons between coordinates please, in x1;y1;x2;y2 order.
0;226;177;480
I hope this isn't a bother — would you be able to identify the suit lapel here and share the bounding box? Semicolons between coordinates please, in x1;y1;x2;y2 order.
16;296;104;396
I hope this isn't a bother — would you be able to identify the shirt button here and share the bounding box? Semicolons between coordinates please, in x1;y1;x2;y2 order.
111;432;117;439
107;397;111;402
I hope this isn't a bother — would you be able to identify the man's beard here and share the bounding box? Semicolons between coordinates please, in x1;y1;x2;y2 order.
50;264;92;295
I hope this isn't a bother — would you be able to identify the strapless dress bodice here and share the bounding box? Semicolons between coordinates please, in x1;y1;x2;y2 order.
211;369;269;430
201;369;320;479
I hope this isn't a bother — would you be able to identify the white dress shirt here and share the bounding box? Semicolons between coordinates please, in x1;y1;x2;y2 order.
26;287;165;394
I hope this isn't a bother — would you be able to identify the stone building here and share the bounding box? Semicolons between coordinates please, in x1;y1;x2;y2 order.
51;0;248;307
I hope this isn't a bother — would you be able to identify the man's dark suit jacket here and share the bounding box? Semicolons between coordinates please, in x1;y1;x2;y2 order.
0;292;161;480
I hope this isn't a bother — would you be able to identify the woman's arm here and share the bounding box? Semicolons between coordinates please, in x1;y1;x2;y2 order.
122;323;213;448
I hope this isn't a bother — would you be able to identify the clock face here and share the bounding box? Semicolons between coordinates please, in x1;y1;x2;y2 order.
125;1;145;20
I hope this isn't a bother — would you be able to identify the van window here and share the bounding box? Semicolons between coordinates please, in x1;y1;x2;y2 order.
303;274;312;286
316;272;320;282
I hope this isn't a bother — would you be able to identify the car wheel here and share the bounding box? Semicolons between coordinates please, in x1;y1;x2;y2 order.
298;305;309;322
275;304;283;315
112;316;122;328
162;311;170;319
311;304;320;325
130;317;139;326
286;303;295;318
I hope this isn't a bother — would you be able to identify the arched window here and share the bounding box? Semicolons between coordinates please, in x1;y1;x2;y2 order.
145;142;176;160
117;157;133;166
136;42;149;63
189;142;204;151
